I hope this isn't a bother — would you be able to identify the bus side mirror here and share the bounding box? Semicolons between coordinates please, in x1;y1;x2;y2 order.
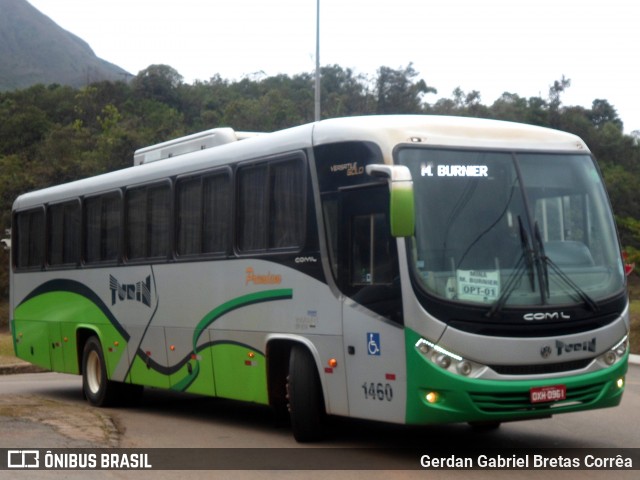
366;164;415;237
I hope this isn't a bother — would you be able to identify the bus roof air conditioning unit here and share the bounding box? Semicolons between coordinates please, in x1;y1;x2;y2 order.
133;128;260;165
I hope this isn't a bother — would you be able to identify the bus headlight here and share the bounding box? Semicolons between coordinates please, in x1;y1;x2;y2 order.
415;338;485;378
603;351;617;366
435;354;451;369
596;335;628;368
456;360;473;376
613;335;629;357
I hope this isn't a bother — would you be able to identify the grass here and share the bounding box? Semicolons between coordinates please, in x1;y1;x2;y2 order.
0;282;639;366
0;299;15;365
0;299;17;365
0;324;16;366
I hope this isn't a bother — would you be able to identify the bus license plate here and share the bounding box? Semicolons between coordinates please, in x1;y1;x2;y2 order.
530;385;566;404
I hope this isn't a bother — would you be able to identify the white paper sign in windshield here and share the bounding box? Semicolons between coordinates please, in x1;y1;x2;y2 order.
456;270;501;302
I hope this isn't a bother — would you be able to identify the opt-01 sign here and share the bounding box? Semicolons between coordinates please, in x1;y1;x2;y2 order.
456;270;500;302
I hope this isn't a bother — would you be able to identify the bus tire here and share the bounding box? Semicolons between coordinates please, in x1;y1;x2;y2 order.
287;345;326;442
82;336;118;407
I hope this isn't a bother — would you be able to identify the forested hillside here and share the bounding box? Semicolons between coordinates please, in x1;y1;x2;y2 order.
1;63;639;301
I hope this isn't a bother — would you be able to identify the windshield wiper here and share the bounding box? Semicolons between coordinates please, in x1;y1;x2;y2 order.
533;222;599;313
533;222;549;304
486;216;535;318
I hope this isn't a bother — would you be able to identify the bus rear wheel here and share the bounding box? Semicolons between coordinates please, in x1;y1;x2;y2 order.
287;345;326;442
82;336;118;407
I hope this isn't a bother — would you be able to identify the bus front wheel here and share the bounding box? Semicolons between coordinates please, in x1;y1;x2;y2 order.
82;336;118;407
287;345;326;442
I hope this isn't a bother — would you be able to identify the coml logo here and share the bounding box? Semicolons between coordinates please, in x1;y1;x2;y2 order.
109;275;152;307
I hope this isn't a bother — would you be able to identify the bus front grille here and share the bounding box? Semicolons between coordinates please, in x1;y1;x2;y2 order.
489;359;592;375
469;382;605;413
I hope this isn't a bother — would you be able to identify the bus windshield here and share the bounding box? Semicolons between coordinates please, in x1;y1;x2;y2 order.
398;148;625;309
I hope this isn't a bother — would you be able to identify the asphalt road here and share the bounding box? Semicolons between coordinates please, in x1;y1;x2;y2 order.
0;363;639;479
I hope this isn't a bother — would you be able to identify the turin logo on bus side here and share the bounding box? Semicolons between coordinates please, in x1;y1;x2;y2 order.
109;275;152;307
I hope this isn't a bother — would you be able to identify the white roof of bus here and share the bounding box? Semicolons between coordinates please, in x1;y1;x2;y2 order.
13;115;589;210
313;115;589;153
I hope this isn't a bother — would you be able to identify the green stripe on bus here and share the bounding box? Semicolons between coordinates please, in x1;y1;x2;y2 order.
170;289;292;393
13;290;127;375
193;289;293;349
14;285;291;398
171;360;201;392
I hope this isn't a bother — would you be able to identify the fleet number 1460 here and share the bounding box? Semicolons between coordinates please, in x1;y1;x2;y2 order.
362;382;393;401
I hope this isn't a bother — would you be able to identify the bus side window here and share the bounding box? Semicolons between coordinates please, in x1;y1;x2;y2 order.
85;192;121;263
125;183;171;261
237;163;269;252
176;171;231;257
48;201;81;266
237;156;306;253
176;176;202;256
202;173;231;254
269;159;305;249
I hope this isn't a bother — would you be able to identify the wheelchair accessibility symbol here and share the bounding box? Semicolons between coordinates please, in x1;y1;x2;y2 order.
367;332;381;356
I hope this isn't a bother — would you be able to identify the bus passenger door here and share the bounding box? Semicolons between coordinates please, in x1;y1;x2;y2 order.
338;184;407;423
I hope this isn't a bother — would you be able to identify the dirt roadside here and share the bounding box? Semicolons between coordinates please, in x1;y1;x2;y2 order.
0;325;122;448
0;393;122;448
0;327;123;448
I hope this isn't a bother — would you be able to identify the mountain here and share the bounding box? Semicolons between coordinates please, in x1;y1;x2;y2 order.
0;0;130;91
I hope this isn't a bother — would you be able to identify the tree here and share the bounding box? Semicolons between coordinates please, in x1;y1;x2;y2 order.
556;105;593;141
0;101;50;156
548;75;571;109
548;75;571;127
589;99;623;130
320;65;373;117
375;63;435;114
132;65;183;106
490;92;529;122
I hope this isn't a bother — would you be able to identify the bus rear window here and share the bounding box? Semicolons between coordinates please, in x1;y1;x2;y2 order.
14;208;45;269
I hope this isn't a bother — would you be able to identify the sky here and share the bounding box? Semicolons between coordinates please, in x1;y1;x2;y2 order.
27;0;640;133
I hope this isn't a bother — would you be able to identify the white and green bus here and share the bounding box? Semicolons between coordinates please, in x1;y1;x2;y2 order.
10;115;629;441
